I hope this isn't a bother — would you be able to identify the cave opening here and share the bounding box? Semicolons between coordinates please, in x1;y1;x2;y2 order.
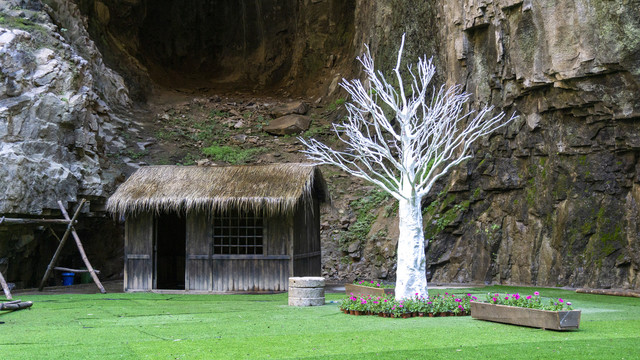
80;0;356;97
138;0;297;90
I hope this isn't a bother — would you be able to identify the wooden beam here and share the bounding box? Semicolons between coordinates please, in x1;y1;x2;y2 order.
57;200;106;294
38;200;86;291
53;267;101;274
576;288;640;298
0;300;32;311
0;271;12;300
0;218;75;225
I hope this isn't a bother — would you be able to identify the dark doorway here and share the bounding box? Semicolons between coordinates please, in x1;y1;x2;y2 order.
155;213;186;290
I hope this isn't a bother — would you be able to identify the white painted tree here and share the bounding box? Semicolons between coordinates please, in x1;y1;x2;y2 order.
299;35;516;300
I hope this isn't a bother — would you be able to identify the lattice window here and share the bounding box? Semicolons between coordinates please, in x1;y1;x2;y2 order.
212;209;264;255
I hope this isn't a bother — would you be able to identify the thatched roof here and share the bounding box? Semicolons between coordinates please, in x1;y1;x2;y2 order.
106;163;330;216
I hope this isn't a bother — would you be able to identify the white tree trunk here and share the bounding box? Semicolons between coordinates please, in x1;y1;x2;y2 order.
395;195;428;300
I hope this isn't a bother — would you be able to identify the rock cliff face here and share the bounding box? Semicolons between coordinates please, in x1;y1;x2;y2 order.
430;0;640;289
0;0;129;215
0;0;129;285
344;0;640;289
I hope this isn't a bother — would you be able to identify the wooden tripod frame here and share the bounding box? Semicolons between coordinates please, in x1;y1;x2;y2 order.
0;199;106;297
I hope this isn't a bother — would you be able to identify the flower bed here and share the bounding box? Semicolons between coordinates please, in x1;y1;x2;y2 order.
350;280;395;289
485;291;573;311
339;292;476;318
471;292;581;330
344;281;395;297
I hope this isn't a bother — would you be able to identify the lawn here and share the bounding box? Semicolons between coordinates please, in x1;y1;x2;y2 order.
0;286;638;359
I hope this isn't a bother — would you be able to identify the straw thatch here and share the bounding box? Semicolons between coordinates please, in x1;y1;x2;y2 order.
106;163;329;216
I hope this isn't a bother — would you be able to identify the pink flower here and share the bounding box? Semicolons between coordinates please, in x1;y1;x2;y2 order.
358;281;363;284
455;298;462;302
415;293;419;296
370;281;375;284
492;297;497;302
505;296;509;300
514;294;520;300
567;302;572;306
558;298;563;303
399;304;403;308
534;291;539;296
458;305;464;309
467;293;472;297
526;295;532;300
376;284;381;287
472;296;477;300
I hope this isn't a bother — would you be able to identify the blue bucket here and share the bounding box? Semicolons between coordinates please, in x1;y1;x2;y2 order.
62;272;75;286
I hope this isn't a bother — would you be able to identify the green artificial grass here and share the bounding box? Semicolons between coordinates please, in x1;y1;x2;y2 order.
0;286;638;359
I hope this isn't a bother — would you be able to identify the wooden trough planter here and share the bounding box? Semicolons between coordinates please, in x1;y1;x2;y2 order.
344;283;394;297
471;302;581;331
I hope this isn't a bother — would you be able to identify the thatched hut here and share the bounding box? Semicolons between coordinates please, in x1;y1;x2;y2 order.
107;163;329;293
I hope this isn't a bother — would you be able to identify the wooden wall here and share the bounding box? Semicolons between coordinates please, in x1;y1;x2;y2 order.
185;211;292;292
210;257;290;292
292;199;322;277
124;212;153;291
125;204;320;293
186;212;212;291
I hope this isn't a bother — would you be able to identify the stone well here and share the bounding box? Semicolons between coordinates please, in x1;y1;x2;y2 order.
288;277;325;306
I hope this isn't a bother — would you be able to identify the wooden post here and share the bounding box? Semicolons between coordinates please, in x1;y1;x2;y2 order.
48;227;62;243
38;200;86;291
57;200;106;294
0;271;12;300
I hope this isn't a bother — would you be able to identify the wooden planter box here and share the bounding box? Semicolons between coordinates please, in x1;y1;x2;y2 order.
344;283;395;297
471;302;581;331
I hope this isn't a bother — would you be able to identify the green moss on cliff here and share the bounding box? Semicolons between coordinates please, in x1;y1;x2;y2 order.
338;189;392;252
423;192;469;239
584;203;626;269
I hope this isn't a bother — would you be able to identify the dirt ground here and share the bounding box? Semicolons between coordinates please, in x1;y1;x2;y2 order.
118;86;333;171
11;280;125;296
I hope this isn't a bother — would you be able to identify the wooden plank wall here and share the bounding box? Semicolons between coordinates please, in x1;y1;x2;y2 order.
124;213;153;291
211;257;290;292
186;212;212;291
184;211;292;292
266;214;289;256
292;200;322;277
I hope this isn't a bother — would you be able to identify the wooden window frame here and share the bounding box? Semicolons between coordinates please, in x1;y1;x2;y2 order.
212;209;264;255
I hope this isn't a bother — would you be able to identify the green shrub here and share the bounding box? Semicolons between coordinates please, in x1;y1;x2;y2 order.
201;145;263;164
